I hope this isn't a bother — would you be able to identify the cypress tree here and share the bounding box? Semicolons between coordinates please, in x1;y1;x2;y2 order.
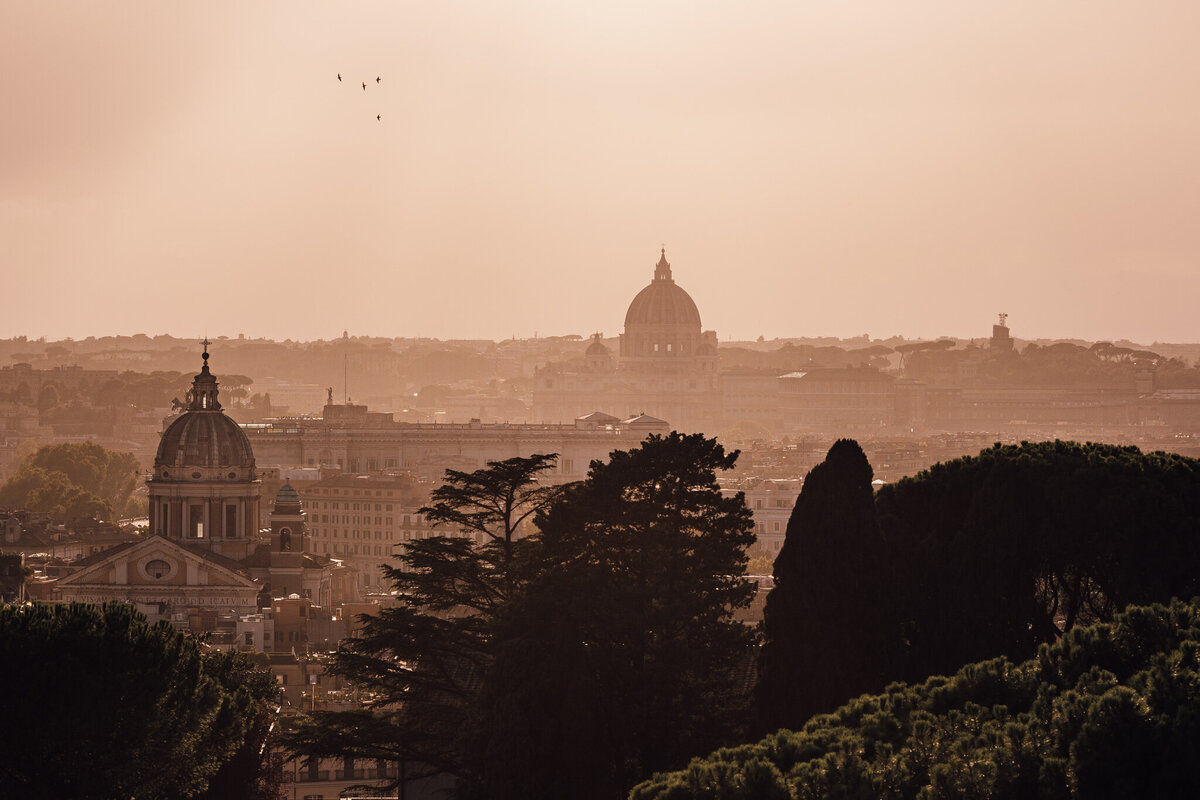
755;438;890;734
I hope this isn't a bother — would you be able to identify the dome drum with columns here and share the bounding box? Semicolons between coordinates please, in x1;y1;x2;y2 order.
148;342;261;558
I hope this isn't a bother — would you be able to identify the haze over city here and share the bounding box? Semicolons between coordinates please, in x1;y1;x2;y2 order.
5;2;1199;343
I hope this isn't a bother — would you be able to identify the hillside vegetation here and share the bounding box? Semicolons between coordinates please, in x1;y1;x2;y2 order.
635;599;1200;800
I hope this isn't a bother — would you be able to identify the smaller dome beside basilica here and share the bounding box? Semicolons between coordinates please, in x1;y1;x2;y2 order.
586;337;611;356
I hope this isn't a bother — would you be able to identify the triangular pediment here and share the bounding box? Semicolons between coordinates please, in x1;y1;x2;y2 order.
56;535;259;591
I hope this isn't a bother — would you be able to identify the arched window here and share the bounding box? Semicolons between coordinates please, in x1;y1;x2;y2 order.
280;528;292;551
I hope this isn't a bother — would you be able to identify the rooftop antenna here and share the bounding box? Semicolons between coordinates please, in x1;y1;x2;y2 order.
344;353;348;405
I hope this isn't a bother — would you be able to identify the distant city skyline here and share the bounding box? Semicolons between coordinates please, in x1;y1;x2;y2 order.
4;2;1199;344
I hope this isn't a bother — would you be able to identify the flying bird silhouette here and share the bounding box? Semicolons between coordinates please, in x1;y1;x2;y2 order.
376;114;381;121
337;73;342;82
376;76;381;83
362;81;366;90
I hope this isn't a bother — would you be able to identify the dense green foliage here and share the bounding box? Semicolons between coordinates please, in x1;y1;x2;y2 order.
473;433;757;799
878;440;1200;686
9;370;253;413
289;435;757;799
756;440;890;733
634;599;1200;800
904;340;1193;387
756;439;1200;737
0;441;141;520
0;602;280;799
283;454;563;786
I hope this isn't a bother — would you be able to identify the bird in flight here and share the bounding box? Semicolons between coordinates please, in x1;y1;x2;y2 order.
337;73;342;82
362;81;366;90
376;76;381;83
376;114;381;121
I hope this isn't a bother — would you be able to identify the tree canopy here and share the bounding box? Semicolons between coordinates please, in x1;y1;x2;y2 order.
474;432;758;799
0;602;280;799
0;441;141;520
283;453;563;788
877;440;1200;685
756;439;891;734
753;439;1200;738
634;598;1200;800
288;434;758;800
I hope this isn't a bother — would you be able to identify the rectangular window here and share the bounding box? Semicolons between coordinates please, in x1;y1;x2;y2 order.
189;505;204;538
226;505;238;539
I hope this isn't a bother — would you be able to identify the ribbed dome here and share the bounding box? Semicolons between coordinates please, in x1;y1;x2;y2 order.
156;412;255;468
624;249;701;328
624;283;701;327
586;338;611;356
155;343;255;470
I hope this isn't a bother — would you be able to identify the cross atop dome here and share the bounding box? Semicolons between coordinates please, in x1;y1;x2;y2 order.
654;247;672;282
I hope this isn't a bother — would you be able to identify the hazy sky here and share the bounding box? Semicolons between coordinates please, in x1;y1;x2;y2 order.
4;2;1199;344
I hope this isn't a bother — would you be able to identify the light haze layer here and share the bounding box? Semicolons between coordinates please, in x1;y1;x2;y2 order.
3;2;1198;343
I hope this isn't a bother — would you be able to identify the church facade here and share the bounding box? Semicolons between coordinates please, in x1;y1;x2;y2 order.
54;345;351;630
532;249;722;431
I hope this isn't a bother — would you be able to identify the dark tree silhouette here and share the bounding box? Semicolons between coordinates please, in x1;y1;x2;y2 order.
475;433;757;799
636;599;1200;800
0;602;279;799
284;454;563;791
755;438;890;734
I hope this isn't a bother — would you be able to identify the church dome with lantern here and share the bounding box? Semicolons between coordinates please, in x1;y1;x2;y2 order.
148;342;260;557
623;248;702;329
619;249;707;372
155;346;255;474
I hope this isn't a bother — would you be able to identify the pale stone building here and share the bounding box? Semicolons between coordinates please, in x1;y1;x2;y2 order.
245;403;669;483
